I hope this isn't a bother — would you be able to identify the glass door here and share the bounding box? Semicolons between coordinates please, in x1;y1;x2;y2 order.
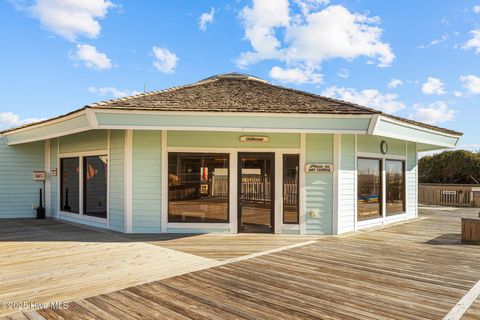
238;153;274;233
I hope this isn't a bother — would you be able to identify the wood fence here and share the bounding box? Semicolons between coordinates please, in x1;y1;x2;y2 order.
419;184;480;207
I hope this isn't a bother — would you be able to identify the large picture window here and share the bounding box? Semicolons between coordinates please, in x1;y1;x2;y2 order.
60;155;108;219
83;156;108;218
61;157;80;213
385;160;405;216
168;153;229;223
357;158;382;221
283;154;299;224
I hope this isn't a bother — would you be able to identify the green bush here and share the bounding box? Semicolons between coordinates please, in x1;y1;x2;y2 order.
419;150;480;184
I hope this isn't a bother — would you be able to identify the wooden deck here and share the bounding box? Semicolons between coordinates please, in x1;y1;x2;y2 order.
2;206;480;319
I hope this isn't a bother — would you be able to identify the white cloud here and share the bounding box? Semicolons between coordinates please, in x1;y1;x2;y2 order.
473;5;480;14
421;77;445;95
453;91;463;97
322;86;405;114
269;66;322;83
88;86;141;98
0;112;44;129
418;33;449;49
463;30;480;53
337;68;349;79
388;78;403;89
237;1;394;83
152;46;178;74
13;0;115;41
460;74;480;94
409;101;456;125
71;44;112;70
199;7;215;31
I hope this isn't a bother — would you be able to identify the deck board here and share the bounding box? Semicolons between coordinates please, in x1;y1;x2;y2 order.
22;206;480;319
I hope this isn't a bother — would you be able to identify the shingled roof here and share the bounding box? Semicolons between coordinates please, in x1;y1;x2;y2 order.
1;73;462;136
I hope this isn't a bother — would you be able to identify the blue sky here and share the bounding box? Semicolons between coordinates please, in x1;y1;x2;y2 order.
1;0;479;148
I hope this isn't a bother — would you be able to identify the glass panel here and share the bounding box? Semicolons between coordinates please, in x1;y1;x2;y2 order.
283;154;299;224
386;160;405;216
168;153;229;223
61;157;80;213
239;154;273;233
357;158;382;221
83;156;108;218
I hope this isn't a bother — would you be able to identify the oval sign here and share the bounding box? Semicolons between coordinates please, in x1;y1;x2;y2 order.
380;140;388;154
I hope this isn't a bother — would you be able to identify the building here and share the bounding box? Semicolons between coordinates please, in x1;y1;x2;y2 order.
0;73;462;235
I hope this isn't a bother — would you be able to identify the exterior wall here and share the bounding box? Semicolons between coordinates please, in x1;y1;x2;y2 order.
168;131;300;149
0;139;45;218
357;135;405;156
132;130;162;233
50;138;58;217
305;133;333;235
406;141;418;219
338;134;356;234
109;130;125;232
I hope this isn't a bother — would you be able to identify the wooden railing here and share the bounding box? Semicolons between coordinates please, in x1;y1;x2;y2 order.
419;184;480;207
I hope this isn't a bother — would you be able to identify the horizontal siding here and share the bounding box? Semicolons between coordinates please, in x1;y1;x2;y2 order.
406;141;417;219
305;134;333;235
339;134;355;234
132;130;161;233
357;135;405;156
109;130;125;232
0;139;45;218
59;130;108;154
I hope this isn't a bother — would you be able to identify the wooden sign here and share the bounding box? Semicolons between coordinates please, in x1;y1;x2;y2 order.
33;171;46;181
442;190;456;195
305;163;333;173
240;136;270;143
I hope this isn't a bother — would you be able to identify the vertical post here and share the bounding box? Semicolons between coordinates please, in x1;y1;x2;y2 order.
124;129;133;233
45;139;51;216
332;134;341;235
299;133;306;235
161;130;168;233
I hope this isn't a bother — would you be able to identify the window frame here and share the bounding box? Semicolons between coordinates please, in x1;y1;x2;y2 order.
58;151;109;222
167;152;230;224
82;155;108;219
357;157;383;222
282;154;300;225
60;157;80;214
385;159;406;216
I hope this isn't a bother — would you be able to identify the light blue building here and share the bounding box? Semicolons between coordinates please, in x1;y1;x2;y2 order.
0;73;462;234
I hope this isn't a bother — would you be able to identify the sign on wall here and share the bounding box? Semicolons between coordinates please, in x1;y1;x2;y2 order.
305;163;334;173
33;171;46;181
442;190;457;195
240;135;270;142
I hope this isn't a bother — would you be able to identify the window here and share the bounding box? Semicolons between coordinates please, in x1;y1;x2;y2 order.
168;153;229;223
385;160;405;216
61;158;80;213
83;156;108;218
357;158;382;221
283;154;299;224
60;155;108;219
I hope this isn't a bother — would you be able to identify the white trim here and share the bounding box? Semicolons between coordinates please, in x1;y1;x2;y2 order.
167;147;301;153
106;130;111;229
367;114;380;135
99;125;367;135
415;143;419;218
280;224;300;230
59;149;108;158
124;129;133;233
356;151;407;161
381;158;386;224
167;223;231;229
161;130;168;233
56;137;60;218
373;130;456;148
85;109;99;129
45;140;51;216
354;134;358;231
377;115;461;139
93;108;374;119
356;216;384;229
274;152;283;234
332;134;341;235
229;150;238;233
443;280;480;320
59;211;107;224
299;133;306;235
6;126;92;146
